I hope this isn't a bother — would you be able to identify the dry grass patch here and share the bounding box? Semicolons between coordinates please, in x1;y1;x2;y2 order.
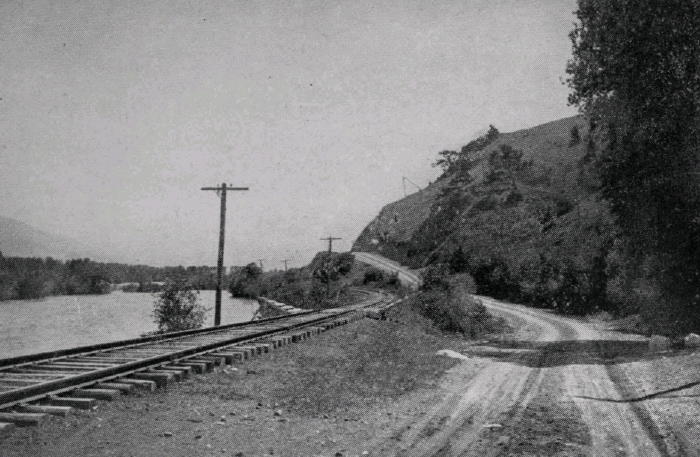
190;304;463;418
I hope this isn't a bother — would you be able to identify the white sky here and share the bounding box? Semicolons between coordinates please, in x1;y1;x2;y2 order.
0;0;578;267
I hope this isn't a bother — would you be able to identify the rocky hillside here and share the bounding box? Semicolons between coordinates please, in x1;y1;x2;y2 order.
353;115;617;314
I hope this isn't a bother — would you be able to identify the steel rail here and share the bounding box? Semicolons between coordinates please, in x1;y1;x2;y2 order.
0;310;312;369
0;287;372;370
0;289;387;410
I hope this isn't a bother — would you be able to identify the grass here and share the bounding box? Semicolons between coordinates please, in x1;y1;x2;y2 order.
190;303;463;417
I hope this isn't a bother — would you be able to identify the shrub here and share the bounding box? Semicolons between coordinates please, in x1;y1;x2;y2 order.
152;279;208;333
569;125;581;146
362;267;385;284
407;288;501;338
409;268;502;338
229;262;263;298
421;263;451;291
384;271;400;287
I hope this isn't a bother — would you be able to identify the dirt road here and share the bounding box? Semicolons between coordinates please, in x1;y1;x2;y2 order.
355;252;696;457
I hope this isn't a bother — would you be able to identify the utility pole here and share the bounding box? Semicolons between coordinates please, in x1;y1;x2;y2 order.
402;176;422;197
320;235;342;253
282;259;290;271
201;182;249;326
319;236;342;298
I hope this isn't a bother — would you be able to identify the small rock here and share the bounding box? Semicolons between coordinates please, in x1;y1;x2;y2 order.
273;409;283;417
335;453;344;457
229;412;237;416
362;451;370;456
247;369;257;374
366;310;384;320
496;436;511;446
277;418;287;422
436;349;470;360
322;414;330;419
162;432;173;437
187;418;203;423
649;335;672;352
234;453;244;457
684;333;700;348
220;415;226;421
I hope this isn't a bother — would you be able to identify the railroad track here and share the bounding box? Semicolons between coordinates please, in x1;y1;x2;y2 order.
0;289;392;437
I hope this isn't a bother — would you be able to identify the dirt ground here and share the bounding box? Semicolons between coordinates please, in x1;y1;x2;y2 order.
2;298;699;457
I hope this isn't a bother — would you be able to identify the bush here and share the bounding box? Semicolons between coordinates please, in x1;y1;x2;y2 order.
409;268;502;338
229;263;263;298
407;289;501;338
421;263;452;291
152;279;208;333
362;267;385;284
384;271;400;287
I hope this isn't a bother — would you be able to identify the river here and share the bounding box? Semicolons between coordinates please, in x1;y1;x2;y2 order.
0;290;258;358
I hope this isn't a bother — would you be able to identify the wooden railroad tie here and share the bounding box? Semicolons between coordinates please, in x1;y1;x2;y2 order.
0;296;386;441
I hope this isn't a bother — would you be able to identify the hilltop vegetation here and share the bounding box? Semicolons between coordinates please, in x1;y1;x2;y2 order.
355;116;613;315
355;1;700;335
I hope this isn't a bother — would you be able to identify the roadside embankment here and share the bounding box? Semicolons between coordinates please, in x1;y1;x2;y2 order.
254;297;306;319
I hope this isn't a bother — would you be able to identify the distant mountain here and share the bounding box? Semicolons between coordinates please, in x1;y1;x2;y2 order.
0;215;102;260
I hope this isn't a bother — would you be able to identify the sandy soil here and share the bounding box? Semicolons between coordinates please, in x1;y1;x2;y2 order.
2;296;699;457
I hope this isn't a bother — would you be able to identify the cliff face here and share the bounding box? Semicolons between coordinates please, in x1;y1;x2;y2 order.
352;115;610;299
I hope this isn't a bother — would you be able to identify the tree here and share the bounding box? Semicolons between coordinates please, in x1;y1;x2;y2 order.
312;255;341;285
448;246;470;273
432;150;459;171
433;125;499;174
566;0;700;332
152;279;207;333
569;125;581;146
229;262;263;297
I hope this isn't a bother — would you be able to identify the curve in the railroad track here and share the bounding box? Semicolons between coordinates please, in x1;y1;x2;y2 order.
0;288;392;436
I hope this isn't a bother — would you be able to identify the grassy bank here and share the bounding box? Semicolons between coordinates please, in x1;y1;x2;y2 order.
190;302;470;417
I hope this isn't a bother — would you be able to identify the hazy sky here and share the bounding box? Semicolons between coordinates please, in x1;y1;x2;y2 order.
0;0;578;267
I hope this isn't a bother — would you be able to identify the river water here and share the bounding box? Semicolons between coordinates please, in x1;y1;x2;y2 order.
0;291;258;358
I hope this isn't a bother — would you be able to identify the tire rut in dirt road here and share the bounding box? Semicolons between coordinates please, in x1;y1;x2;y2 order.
453;298;591;457
371;297;572;457
482;298;673;457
